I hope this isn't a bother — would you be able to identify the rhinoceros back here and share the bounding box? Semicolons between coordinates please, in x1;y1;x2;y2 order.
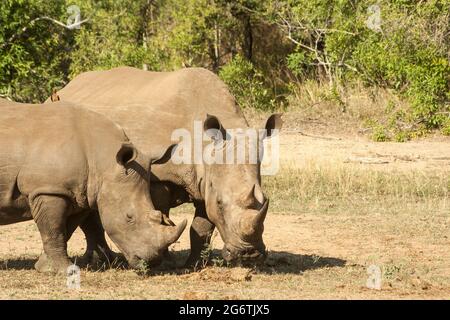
54;67;249;153
0;101;129;224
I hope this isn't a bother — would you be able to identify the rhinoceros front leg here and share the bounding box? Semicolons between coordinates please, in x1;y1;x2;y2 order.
35;210;87;271
31;195;72;274
185;202;215;267
38;211;119;269
79;212;119;266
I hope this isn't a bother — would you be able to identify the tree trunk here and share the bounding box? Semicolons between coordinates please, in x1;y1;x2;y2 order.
140;0;154;71
241;13;253;62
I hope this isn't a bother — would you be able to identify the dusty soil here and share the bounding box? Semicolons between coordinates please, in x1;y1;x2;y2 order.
279;130;450;172
0;126;449;299
1;205;449;299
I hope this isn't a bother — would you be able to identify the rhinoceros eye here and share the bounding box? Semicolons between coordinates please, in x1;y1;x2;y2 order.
126;213;135;224
216;197;224;211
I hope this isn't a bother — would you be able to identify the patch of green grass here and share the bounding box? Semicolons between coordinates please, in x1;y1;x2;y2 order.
371;125;389;142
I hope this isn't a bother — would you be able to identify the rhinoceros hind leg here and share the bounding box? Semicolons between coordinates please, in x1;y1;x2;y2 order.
79;212;120;267
31;195;72;274
185;202;215;268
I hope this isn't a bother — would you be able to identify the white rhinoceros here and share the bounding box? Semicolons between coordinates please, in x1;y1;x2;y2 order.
0;99;186;273
49;66;282;265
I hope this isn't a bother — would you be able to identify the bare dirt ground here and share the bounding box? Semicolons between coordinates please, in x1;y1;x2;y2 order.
0;119;449;299
279;130;450;172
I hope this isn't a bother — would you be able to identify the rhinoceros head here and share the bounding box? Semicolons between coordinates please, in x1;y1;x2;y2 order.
200;114;282;263
97;143;186;268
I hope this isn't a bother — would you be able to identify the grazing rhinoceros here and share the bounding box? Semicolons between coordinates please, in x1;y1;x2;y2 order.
0;99;186;273
49;66;282;266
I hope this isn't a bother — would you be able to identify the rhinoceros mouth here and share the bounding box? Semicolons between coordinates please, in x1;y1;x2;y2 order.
221;245;267;265
128;255;163;270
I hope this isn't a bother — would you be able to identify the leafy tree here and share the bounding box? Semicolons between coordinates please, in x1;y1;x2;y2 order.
0;0;448;134
68;0;155;76
0;0;70;102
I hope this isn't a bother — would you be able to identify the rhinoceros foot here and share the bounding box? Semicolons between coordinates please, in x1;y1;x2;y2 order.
183;254;201;269
35;253;72;274
158;250;179;269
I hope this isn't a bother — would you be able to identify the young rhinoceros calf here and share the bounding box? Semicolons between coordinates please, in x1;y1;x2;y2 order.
0;100;186;273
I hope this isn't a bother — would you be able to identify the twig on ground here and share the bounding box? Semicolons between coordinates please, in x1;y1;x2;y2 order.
344;157;390;164
297;131;342;141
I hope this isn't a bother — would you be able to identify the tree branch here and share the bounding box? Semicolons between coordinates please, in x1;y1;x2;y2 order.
0;16;89;50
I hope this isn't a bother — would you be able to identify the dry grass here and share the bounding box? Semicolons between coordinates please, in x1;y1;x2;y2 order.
244;80;415;139
264;164;450;213
1;116;449;299
0;160;449;299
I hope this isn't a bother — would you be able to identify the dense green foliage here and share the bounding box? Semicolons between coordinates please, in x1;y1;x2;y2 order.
0;0;71;102
0;0;448;137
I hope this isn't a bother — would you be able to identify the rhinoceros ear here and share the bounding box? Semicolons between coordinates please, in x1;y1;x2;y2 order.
151;144;178;165
204;114;227;142
116;143;138;167
264;113;283;139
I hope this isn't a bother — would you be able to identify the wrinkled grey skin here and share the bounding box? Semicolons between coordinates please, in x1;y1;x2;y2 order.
49;66;282;266
0;100;186;273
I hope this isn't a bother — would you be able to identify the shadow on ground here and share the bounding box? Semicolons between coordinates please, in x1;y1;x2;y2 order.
0;258;36;270
0;249;346;275
260;250;346;274
0;255;128;272
161;249;347;275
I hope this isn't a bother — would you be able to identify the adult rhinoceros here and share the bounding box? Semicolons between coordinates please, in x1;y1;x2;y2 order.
0;99;186;273
50;66;282;265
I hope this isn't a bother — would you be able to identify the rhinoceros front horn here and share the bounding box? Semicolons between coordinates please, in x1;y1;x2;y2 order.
253;198;269;227
161;219;187;247
241;198;269;237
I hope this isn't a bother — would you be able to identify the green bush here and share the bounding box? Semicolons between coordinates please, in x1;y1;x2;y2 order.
219;55;275;111
0;1;70;102
350;1;450;131
394;131;410;142
442;118;450;136
355;38;449;129
279;0;449;137
1;0;448;139
371;125;389;142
